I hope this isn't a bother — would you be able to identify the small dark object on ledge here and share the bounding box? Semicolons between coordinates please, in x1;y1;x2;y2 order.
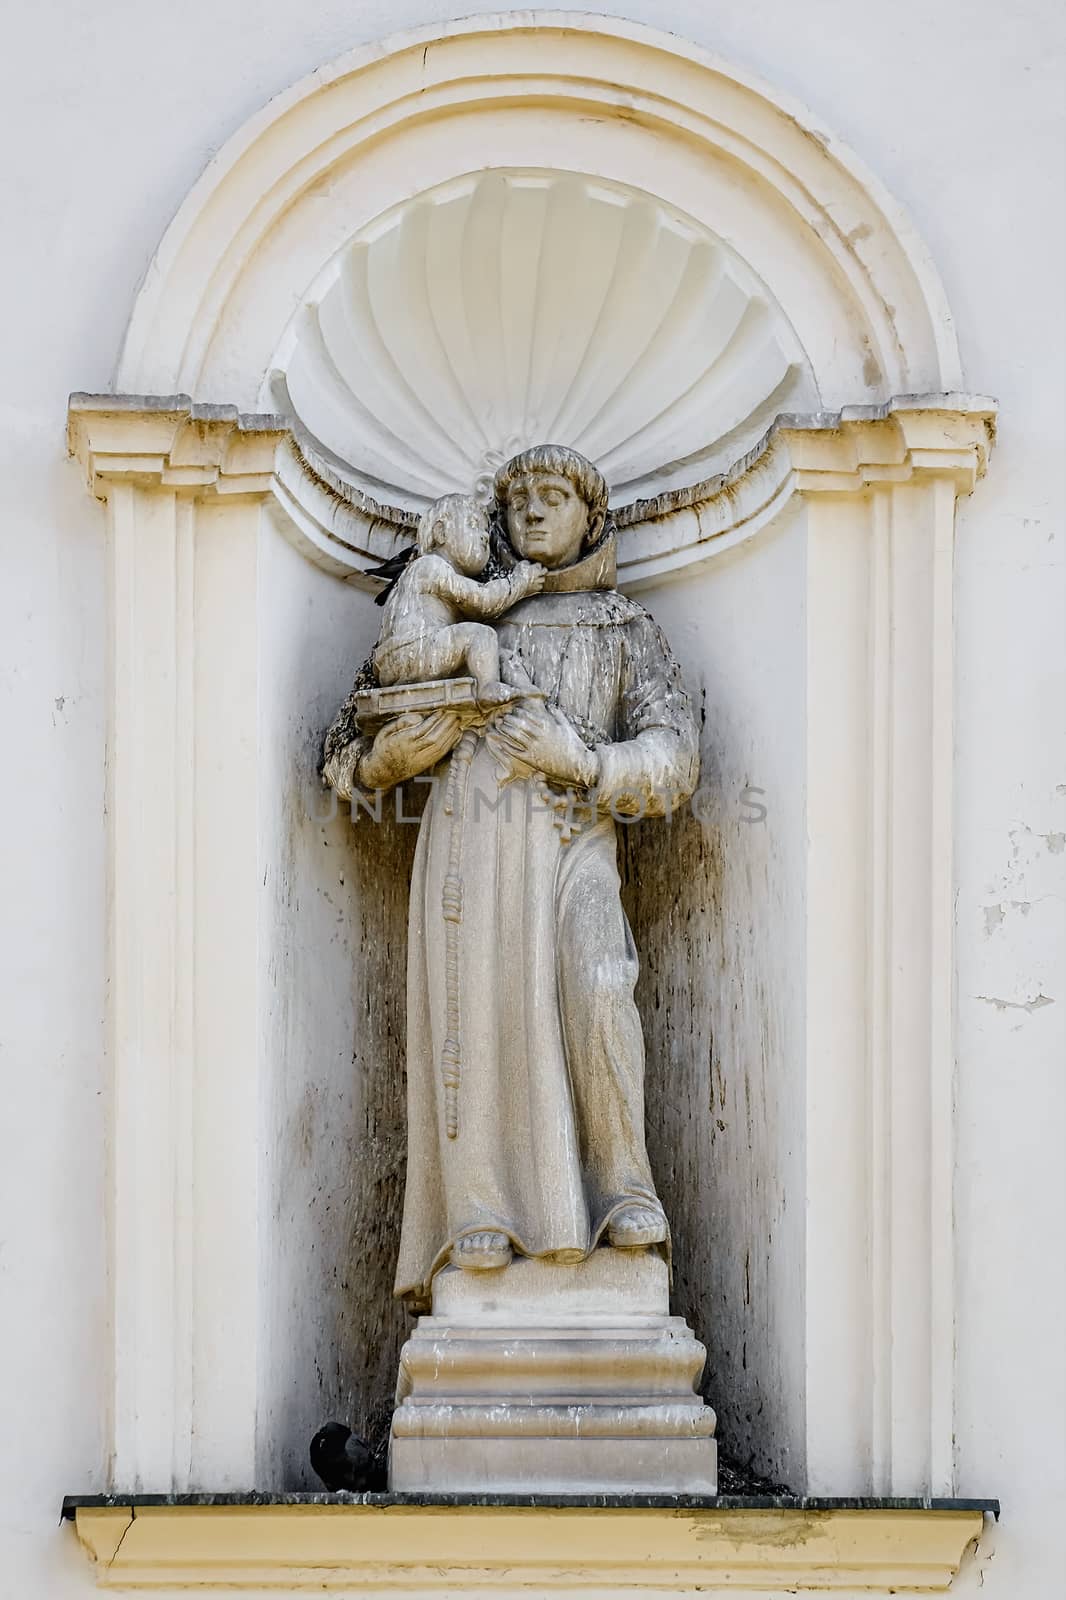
310;1422;376;1492
716;1456;792;1497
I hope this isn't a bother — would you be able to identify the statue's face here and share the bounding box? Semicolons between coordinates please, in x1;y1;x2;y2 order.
505;472;589;569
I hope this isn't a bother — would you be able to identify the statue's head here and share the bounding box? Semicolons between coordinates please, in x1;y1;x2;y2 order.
416;492;491;576
492;445;609;571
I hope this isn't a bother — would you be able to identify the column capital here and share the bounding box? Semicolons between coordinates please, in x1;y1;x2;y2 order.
780;397;996;495
67;394;288;499
616;395;995;588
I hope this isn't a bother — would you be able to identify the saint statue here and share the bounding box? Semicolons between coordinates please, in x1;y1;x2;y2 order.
323;445;699;1311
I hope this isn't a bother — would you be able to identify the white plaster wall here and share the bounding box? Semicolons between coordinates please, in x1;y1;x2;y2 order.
0;1;1061;1594
949;104;1066;1600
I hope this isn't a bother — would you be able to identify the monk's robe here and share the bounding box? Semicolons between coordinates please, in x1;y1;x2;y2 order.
324;545;699;1309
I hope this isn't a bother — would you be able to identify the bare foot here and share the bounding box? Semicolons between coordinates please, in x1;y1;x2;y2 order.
452;1230;513;1271
607;1205;668;1250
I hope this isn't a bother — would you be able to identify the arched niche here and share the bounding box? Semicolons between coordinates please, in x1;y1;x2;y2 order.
118;12;960;405
69;11;993;1497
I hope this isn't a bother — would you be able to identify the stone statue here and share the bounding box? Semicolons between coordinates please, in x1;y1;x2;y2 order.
324;445;716;1493
325;443;699;1300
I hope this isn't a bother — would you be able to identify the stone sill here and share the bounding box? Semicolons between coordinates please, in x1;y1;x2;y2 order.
65;1493;996;1591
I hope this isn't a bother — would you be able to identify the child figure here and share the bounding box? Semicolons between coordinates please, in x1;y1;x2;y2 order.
372;493;545;706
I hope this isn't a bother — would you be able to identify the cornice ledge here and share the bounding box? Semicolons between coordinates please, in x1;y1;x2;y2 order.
615;392;996;586
67;392;289;499
618;392;996;523
268;432;418;579
70;1499;986;1591
67;391;996;588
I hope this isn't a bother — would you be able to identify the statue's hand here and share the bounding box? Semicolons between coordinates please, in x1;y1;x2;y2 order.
359;710;464;790
489;701;600;788
509;560;547;598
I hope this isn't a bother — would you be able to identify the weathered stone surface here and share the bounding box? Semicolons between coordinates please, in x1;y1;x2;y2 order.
431;1252;670;1323
390;1254;717;1494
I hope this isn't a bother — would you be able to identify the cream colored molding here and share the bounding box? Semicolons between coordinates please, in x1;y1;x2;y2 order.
73;1502;984;1591
115;14;962;442
66;395;288;499
799;470;961;1497
67;395;415;580
73;392;264;1491
615;396;994;586
68;394;994;589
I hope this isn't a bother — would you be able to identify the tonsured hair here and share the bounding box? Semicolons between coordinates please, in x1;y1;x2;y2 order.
489;444;605;524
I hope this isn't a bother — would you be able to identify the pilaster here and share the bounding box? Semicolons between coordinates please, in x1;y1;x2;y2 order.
791;408;991;1494
69;399;276;1490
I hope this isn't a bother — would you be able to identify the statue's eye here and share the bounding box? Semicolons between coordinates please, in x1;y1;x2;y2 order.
511;494;527;510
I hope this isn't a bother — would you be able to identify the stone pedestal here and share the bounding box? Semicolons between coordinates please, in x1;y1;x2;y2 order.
388;1252;717;1494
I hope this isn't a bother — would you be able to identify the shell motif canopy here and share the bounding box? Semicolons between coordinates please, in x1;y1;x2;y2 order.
269;170;816;513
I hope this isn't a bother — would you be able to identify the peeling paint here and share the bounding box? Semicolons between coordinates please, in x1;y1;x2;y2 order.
974;992;1055;1014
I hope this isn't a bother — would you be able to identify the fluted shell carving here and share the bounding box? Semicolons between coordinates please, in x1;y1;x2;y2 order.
270;171;812;510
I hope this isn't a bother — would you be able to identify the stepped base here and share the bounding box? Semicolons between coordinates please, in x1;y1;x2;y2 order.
388;1253;717;1494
